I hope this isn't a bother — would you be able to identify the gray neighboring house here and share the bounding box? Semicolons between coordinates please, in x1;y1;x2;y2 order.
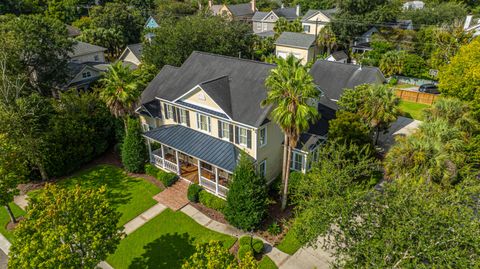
66;25;81;37
209;0;256;22
353;20;413;54
326;50;348;63
275;32;317;64
119;43;143;69
252;5;301;35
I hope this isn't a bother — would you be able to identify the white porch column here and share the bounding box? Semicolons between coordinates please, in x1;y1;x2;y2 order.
160;144;165;168
175;150;180;175
197;159;202;186
147;139;152;163
215;167;219;195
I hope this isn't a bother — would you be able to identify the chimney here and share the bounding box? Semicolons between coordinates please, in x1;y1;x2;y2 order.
296;4;300;16
251;0;256;12
208;0;212;8
464;15;473;30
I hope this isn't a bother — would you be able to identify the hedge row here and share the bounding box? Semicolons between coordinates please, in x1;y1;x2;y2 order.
199;190;226;213
238;235;264;260
144;164;178;187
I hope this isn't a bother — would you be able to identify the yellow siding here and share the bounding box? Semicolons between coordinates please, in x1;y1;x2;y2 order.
121;50;141;65
256;120;283;183
182;87;223;112
276;45;314;65
302;13;330;35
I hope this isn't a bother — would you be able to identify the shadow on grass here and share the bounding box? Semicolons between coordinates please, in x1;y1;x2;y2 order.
129;232;195;269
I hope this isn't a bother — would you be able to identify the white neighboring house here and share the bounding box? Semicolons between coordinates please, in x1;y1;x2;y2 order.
118;43;143;69
403;1;425;10
275;32;317;65
301;8;337;35
252;5;301;37
464;15;480;37
326;51;348;63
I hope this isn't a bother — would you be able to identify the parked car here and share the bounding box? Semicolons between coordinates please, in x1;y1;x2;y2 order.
419;84;440;94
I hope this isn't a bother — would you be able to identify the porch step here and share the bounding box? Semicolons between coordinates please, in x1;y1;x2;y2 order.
153;180;190;211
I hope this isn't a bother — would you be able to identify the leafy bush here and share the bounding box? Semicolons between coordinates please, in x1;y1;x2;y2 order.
144;163;178;187
267;222;282;236
121;117;147;173
144;164;159;177
199;190;226;212
388;77;398;86
187;184;203;202
237;245;253;260
225;154;268;231
239;236;264;254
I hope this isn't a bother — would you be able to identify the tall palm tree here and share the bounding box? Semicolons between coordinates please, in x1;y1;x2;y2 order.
359;84;399;145
262;55;320;210
99;61;141;131
317;25;338;55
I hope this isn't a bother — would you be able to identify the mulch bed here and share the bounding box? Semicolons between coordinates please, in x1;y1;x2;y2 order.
254;196;295;245
189;202;229;224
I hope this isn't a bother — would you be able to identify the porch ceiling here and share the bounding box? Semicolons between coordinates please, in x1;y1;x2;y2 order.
144;125;241;172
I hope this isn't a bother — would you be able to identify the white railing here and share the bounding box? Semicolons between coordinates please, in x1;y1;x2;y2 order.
200;177;216;192
153;155;163;166
163;159;178;173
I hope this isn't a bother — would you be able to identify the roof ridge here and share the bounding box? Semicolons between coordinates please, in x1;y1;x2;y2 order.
189;51;277;67
316;59;381;71
199;75;230;85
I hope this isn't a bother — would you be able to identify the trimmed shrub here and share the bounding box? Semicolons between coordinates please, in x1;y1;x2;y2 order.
145;164;159;177
121;117;147;173
187;184;203;202
157;170;178;187
199;190;226;212
239;236;264;254
224;154;268;231
237;245;253;260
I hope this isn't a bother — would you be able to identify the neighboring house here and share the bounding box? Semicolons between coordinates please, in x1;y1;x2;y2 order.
464;15;480;37
138;51;282;197
252;5;301;35
66;25;81;37
69;41;107;63
275;32;317;65
403;1;425;10
144;15;160;41
326;51;348;63
294;61;386;172
353;20;413;54
137;51;385;197
301;8;337;35
208;0;256;22
118;43;143;69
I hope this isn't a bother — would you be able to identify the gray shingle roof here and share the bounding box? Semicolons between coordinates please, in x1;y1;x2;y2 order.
275;32;316;49
227;3;254;16
69;41;107;58
301;8;337;22
140;51;275;127
252;11;268;21
126;43;143;59
273;7;298;20
144;125;242;172
199;76;232;117
66;25;81;37
330;50;348;61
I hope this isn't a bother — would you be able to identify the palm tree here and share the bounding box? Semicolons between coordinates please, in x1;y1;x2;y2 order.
379;50;405;77
317;25;338;55
359;84;399;145
262;55;320;210
99;61;141;131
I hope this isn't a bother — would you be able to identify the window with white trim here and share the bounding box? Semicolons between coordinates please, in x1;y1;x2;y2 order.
259;160;267;178
220;121;230;140
82;71;91;78
142;123;150;132
256;23;262;30
262;23;268;31
239;127;248;146
303;25;311;32
165;104;174;119
179;109;188;125
259;126;267;147
196;113;210;132
290;151;305;171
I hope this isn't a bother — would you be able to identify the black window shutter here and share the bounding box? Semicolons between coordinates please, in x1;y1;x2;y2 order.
176;107;181;123
229;124;234;142
247;129;252;149
185;110;190;127
218;121;222;137
163;104;169;119
235;126;239;144
172;107;178;123
157;100;162;119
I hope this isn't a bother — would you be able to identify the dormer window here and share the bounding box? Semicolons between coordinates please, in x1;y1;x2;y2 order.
82;71;91;78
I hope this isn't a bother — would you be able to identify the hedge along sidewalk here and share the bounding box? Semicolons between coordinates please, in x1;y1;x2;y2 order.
180;204;291;267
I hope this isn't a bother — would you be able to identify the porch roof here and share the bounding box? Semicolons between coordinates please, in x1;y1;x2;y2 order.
144;125;241;172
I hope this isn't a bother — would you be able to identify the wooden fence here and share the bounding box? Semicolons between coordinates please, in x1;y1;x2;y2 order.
394;89;438;105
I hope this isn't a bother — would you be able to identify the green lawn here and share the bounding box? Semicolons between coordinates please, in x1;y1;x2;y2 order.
399;100;430;120
276;228;303;255
107;208;237;269
258;256;278;269
0;203;25;241
30;165;161;226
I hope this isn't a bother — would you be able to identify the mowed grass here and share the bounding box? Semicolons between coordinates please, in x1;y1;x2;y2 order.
258;256;278;269
399;100;430;120
276;228;303;255
0;203;25;241
107;208;237;269
29;165;161;226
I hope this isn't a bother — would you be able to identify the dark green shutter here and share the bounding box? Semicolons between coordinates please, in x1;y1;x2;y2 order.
163;104;168;119
247;129;252;149
185;110;190;127
235;126;239;144
229;124;234;142
218;121;222;137
172;107;178;123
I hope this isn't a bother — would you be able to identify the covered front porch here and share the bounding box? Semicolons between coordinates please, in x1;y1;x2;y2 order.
144;125;240;198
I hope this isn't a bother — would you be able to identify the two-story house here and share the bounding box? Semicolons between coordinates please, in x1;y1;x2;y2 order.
252;5;301;36
137;51;385;198
275;32;317;65
208;0;256;22
301;8;337;35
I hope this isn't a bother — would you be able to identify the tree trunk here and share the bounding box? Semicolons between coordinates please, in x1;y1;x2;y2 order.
281;145;292;211
374;126;380;146
123;117;129;135
5;204;16;224
281;134;289;194
38;161;48;181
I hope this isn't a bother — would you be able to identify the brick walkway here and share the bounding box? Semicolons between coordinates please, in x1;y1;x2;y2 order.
153;180;190;211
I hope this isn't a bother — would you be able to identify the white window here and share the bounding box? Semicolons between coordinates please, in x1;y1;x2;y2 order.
220;121;230;140
259;126;267;147
259;160;267;178
179;109;188;125
290;151;305;171
277;51;288;59
239;127;248;146
94;55;99;61
82;71;91;78
303;25;311;33
165;104;174;119
197;113;210;132
262;23;268;31
256;23;262;30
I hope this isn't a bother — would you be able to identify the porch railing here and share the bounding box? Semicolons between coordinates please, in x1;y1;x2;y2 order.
163;159;178;173
218;184;228;198
153;155;163;166
200;177;229;198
